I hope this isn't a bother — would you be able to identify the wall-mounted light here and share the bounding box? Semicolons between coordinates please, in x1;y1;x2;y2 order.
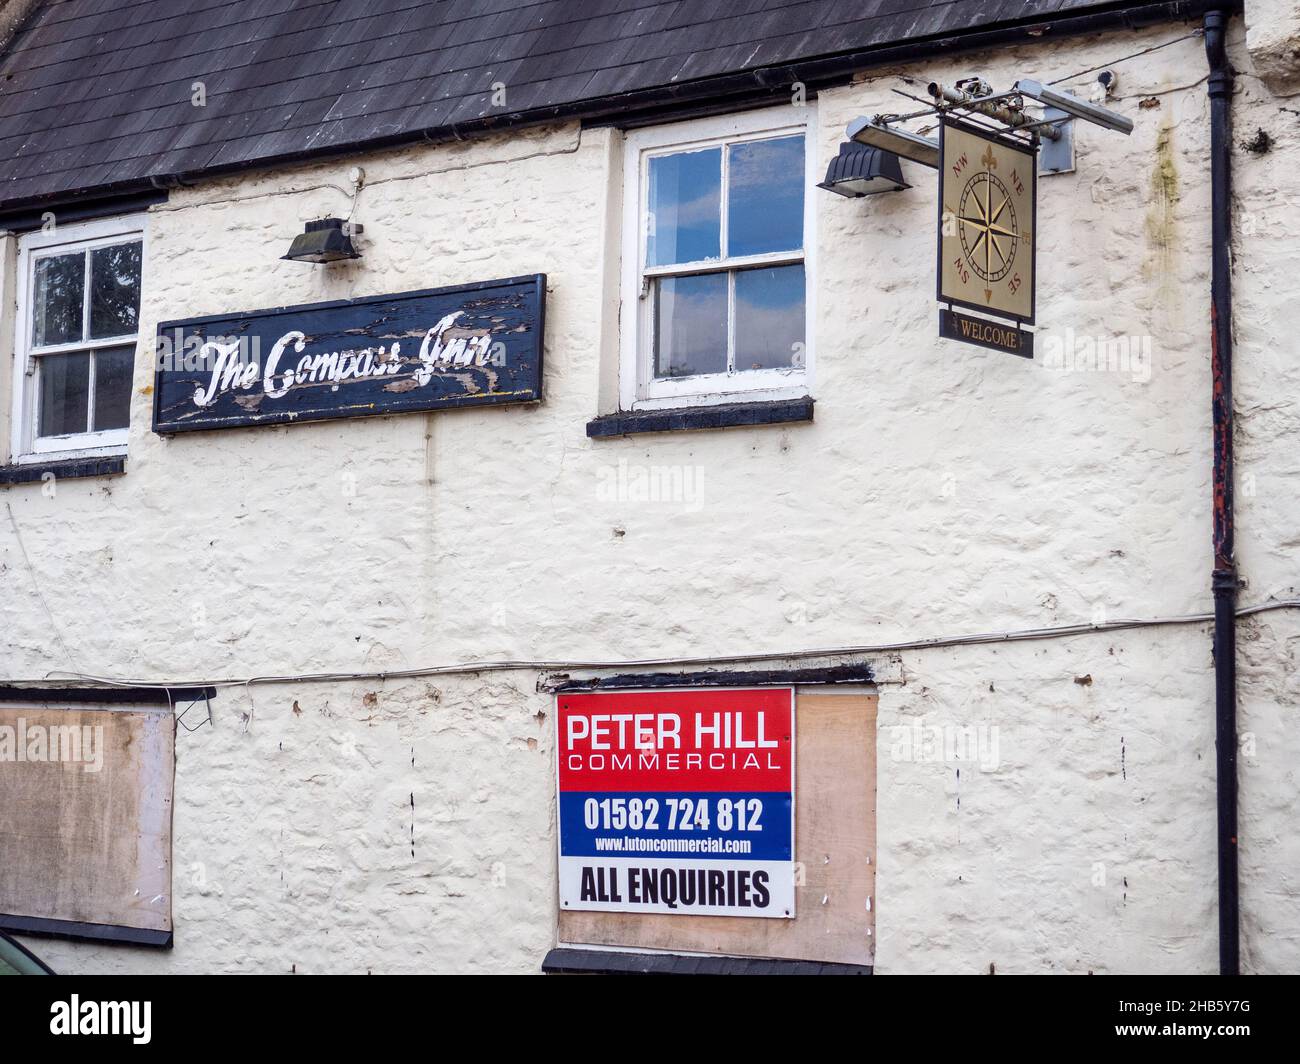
817;142;911;197
282;218;363;264
846;116;940;169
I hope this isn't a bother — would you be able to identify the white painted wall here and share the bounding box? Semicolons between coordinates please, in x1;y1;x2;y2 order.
1244;0;1300;93
3;20;1297;974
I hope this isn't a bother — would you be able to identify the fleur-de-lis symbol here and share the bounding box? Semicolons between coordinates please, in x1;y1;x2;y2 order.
980;145;997;171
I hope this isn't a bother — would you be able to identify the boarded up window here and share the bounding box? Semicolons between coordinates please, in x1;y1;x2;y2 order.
0;703;175;946
558;687;876;964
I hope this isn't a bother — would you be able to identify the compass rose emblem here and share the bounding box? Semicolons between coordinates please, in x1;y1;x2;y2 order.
957;165;1019;286
938;120;1036;323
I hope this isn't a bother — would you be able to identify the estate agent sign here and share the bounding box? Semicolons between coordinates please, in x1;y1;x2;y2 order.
938;119;1036;327
556;687;795;919
152;274;544;433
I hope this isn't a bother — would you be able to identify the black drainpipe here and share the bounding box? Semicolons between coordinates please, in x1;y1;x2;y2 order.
1204;9;1238;977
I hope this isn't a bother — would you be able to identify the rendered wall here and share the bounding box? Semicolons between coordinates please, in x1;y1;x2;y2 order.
2;19;1297;973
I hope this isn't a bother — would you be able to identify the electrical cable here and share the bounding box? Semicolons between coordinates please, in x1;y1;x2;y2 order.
5;502;77;671
1048;30;1203;86
28;598;1300;693
148;129;585;216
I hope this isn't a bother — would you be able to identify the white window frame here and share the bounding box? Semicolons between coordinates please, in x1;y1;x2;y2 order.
9;214;147;463
620;104;817;411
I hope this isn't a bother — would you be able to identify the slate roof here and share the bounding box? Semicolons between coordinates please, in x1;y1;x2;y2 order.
0;0;1209;210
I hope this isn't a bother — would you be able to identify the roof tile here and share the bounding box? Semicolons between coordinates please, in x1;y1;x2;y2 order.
0;0;1163;208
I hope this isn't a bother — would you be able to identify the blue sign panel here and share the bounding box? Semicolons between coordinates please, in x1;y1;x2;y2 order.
558;792;794;861
152;274;544;434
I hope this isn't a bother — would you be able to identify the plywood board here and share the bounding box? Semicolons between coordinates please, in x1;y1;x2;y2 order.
0;704;174;934
558;690;876;964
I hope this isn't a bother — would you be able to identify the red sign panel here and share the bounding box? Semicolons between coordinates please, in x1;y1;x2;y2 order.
557;687;793;792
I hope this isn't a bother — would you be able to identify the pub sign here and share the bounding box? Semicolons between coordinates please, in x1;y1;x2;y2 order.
153;274;545;434
938;119;1036;325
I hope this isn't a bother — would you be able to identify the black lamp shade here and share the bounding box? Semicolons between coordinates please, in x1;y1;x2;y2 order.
817;143;910;197
283;217;360;263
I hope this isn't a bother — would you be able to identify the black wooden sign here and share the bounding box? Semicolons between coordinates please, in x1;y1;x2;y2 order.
152;275;545;434
938;307;1033;359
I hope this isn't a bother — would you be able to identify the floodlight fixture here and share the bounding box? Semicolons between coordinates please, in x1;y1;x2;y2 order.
846;116;940;169
817;142;911;197
1013;79;1134;135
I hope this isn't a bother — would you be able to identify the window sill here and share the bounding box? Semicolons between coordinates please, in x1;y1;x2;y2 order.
0;912;171;949
542;948;870;975
0;455;126;485
586;397;813;438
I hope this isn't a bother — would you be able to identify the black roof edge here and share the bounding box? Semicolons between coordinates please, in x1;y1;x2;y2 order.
0;188;168;232
581;0;1235;131
0;0;1235;217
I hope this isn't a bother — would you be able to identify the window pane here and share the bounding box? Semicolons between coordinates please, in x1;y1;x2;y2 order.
654;273;727;378
33;251;85;346
38;351;90;436
90;241;142;338
734;264;805;371
93;345;135;431
727;135;804;257
647;148;721;266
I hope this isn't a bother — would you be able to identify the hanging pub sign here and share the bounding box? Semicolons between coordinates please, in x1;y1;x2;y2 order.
152;274;544;434
938;118;1036;350
556;687;795;919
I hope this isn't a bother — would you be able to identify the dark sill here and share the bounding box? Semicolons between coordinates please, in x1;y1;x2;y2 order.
542;948;871;975
0;684;215;704
551;662;875;693
586;397;813;438
0;455;126;485
0;912;172;949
